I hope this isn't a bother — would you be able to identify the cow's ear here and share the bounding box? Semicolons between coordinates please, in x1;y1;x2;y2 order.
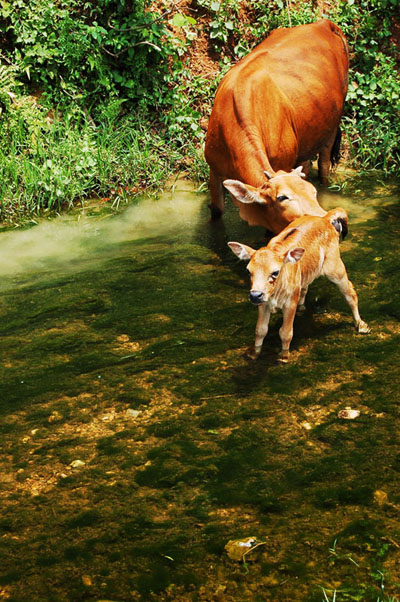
285;247;305;263
227;242;255;261
292;166;306;178
263;170;275;180
223;180;265;204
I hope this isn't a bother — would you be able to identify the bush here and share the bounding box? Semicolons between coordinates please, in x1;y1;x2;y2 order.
0;0;189;107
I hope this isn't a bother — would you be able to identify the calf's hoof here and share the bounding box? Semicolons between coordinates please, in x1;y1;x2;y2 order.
246;347;261;361
357;320;371;335
277;351;290;364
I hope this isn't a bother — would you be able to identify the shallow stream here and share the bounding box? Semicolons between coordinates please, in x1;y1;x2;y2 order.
1;175;400;601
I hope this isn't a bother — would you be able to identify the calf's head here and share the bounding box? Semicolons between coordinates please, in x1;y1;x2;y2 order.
228;241;305;305
224;167;325;233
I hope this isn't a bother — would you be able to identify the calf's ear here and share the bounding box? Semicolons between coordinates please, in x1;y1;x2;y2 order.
223;180;265;205
227;241;255;261
285;247;305;263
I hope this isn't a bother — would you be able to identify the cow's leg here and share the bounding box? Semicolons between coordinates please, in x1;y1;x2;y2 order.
318;129;339;186
209;169;225;221
278;299;299;363
248;303;271;360
326;261;370;334
318;147;332;186
297;286;308;314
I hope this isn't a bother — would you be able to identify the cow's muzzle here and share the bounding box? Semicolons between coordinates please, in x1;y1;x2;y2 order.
249;290;264;305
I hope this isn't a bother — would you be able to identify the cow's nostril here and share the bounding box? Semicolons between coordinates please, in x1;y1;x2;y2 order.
249;291;264;305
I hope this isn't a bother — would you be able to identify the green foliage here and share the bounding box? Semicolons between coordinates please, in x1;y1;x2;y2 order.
0;0;195;107
327;0;400;173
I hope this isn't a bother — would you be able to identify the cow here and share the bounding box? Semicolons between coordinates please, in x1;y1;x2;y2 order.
205;19;349;232
228;209;370;363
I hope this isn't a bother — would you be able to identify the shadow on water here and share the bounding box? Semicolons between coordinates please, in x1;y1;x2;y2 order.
1;176;400;601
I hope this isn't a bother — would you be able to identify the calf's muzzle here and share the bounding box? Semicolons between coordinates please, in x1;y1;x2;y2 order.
249;290;264;305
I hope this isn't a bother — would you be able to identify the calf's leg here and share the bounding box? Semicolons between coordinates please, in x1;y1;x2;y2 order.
278;300;298;363
326;261;370;334
297;286;308;314
249;304;271;360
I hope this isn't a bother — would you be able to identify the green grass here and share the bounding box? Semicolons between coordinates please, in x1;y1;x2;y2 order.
0;105;206;224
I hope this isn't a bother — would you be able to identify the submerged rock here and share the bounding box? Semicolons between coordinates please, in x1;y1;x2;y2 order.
70;460;85;469
374;490;389;506
225;537;266;562
338;407;360;420
48;410;63;423
126;408;141;419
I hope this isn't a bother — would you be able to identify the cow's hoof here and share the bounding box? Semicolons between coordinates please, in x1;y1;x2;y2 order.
357;321;371;335
208;204;223;221
277;352;290;364
296;304;306;315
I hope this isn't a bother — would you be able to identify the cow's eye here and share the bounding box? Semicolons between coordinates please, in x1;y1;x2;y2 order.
277;194;289;202
271;270;280;279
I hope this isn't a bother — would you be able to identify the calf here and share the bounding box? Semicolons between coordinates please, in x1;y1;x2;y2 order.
228;209;370;363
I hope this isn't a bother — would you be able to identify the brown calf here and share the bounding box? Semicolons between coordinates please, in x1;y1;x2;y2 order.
228;209;370;363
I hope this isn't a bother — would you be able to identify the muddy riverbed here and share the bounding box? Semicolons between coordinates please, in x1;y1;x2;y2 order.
0;175;400;601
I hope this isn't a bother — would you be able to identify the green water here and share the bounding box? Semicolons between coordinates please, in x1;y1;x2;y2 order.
1;176;400;602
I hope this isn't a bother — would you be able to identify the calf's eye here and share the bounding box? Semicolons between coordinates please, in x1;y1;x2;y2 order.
271;270;280;279
277;194;289;202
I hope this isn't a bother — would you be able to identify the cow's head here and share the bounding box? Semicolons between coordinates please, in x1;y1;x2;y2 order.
227;240;304;305
223;167;325;233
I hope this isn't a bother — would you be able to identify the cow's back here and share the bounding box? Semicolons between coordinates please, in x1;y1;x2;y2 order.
259;20;349;161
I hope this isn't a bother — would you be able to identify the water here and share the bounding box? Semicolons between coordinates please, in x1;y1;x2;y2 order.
1;176;400;602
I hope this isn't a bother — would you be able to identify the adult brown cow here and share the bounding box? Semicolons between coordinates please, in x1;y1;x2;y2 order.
204;19;349;233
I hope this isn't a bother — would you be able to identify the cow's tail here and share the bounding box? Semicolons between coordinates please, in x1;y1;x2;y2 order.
330;127;342;168
330;21;350;63
329;21;349;170
325;207;348;240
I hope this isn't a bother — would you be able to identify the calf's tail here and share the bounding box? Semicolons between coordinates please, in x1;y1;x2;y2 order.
325;207;348;240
